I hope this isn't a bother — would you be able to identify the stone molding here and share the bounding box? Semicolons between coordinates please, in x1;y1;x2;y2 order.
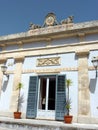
22;67;78;74
6;67;93;74
7;70;14;74
0;40;97;60
4;66;92;74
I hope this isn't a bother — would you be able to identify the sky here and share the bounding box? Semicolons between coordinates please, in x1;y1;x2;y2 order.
0;0;98;36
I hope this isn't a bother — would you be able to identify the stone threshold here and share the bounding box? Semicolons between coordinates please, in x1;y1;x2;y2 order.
0;117;98;130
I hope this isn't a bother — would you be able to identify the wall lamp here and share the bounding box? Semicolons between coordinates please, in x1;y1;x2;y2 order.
91;56;98;78
1;65;9;79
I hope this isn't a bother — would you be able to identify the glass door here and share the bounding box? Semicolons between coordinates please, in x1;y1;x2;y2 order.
37;76;56;119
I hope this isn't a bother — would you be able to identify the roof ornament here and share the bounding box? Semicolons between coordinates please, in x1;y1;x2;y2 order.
43;12;59;27
61;16;74;24
29;22;41;30
28;13;74;30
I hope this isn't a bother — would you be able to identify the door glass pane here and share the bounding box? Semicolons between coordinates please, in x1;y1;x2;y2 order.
48;77;56;110
38;76;56;111
38;77;46;110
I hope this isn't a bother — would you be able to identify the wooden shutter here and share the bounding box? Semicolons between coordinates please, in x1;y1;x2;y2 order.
55;75;66;120
26;76;38;118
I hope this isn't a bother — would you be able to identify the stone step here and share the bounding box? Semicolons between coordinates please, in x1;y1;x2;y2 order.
0;127;16;130
0;117;98;130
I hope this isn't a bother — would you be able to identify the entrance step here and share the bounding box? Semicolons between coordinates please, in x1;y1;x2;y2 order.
0;117;98;130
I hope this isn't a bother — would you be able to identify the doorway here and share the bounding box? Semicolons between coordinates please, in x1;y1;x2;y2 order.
26;75;66;120
37;76;56;119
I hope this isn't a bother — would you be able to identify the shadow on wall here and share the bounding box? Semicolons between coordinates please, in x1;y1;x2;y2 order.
2;80;9;92
89;78;97;93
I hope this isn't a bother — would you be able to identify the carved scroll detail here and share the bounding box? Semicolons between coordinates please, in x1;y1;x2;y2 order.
37;57;60;67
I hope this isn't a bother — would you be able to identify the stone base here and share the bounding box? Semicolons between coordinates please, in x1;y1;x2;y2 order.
77;116;98;124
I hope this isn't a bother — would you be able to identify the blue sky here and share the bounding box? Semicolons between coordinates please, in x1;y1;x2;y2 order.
0;0;98;36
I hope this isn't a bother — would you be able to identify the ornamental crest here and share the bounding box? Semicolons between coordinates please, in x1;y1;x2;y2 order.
37;57;60;67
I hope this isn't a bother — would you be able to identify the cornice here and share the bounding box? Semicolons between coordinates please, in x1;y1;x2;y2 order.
0;20;98;45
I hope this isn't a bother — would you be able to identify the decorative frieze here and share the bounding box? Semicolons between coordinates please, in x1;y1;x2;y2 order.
36;57;60;67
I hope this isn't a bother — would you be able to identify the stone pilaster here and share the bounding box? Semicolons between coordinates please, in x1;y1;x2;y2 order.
10;56;24;111
76;50;90;117
0;58;7;96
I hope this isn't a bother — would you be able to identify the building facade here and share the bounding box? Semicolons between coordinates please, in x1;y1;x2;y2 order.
0;13;98;124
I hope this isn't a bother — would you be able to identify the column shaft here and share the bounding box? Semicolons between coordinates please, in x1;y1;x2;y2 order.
76;50;90;116
10;56;24;111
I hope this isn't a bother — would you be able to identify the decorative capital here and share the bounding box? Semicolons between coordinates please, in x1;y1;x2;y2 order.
0;57;7;64
76;49;89;56
14;56;24;62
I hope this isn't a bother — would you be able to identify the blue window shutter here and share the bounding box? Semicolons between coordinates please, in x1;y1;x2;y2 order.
26;76;38;118
55;75;66;120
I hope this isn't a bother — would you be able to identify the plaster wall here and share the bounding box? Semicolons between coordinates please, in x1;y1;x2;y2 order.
61;71;78;116
0;58;15;111
6;58;15;71
89;71;98;117
21;52;78;116
88;50;98;118
23;52;77;70
0;74;13;111
88;50;98;66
